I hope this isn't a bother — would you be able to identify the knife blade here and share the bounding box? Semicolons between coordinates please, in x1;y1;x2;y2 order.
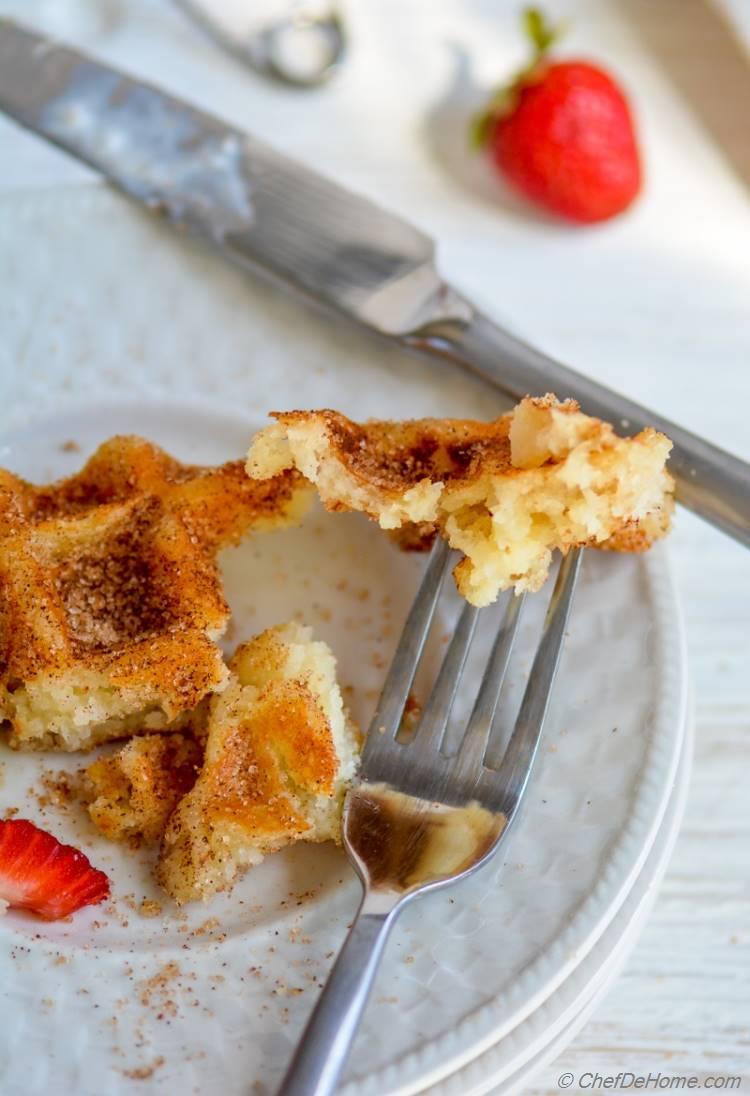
0;19;465;336
0;18;748;546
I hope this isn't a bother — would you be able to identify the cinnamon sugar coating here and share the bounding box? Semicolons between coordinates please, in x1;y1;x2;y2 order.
0;436;312;750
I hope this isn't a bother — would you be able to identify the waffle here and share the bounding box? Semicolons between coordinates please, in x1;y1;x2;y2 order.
0;436;313;751
247;395;674;606
86;733;203;844
157;622;359;904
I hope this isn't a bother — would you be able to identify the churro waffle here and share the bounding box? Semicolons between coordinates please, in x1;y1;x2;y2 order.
157;622;359;904
247;395;674;606
0;436;313;750
86;733;203;844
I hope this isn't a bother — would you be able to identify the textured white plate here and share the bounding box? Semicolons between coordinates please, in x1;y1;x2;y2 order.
428;711;693;1096
0;189;688;1096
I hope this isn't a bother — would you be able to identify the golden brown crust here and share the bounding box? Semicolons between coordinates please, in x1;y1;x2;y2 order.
270;408;519;501
86;733;203;843
598;498;675;552
183;680;336;836
0;436;312;749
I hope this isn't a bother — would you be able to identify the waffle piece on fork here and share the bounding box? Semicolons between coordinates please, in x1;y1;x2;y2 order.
246;394;673;607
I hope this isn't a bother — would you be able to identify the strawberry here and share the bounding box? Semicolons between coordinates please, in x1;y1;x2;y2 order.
473;8;642;223
0;818;110;921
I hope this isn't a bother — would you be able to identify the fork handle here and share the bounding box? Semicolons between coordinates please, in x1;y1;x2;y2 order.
276;895;399;1096
405;308;750;548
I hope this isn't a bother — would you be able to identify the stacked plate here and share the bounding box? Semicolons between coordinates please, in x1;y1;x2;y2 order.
0;190;690;1096
422;714;692;1096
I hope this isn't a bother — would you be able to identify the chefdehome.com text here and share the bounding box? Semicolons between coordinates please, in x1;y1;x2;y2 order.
557;1073;742;1090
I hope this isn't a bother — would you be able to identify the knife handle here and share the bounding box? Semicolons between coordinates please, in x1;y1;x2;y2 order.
405;308;750;548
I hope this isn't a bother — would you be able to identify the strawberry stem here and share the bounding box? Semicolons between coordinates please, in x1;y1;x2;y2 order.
523;7;564;62
471;7;566;150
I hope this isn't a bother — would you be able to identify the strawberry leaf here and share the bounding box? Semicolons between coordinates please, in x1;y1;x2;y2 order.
470;108;495;149
522;7;565;61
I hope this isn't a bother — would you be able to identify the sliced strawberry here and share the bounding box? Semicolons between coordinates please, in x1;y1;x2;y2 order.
0;819;110;921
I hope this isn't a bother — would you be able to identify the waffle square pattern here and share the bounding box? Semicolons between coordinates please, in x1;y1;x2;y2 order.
0;436;311;751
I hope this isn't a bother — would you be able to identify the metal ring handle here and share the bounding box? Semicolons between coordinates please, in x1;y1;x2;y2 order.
175;1;346;89
251;10;346;88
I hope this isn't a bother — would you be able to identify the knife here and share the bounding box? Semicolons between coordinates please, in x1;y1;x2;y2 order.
1;18;747;546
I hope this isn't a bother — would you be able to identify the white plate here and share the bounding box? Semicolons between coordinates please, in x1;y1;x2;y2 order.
429;709;693;1096
0;189;689;1096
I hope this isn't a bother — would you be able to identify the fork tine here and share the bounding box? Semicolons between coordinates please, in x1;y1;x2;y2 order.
408;600;480;754
487;548;583;814
361;538;451;765
450;591;525;779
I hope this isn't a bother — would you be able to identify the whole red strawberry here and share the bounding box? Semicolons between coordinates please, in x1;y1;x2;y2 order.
473;8;642;223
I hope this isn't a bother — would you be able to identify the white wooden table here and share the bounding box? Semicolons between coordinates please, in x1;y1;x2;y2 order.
1;1;748;1090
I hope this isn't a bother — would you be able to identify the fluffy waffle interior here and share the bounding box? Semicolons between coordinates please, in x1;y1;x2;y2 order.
157;622;359;904
0;436;313;751
246;395;674;606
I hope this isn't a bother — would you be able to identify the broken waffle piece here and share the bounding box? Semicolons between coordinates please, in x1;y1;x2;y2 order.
246;396;674;606
0;436;313;751
86;733;203;844
157;622;359;904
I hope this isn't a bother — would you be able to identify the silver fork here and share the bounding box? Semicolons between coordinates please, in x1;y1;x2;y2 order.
278;541;583;1096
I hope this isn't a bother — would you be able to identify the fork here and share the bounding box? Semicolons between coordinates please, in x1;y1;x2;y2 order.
278;540;583;1096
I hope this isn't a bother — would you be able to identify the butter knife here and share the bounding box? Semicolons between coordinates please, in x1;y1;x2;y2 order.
0;18;747;545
